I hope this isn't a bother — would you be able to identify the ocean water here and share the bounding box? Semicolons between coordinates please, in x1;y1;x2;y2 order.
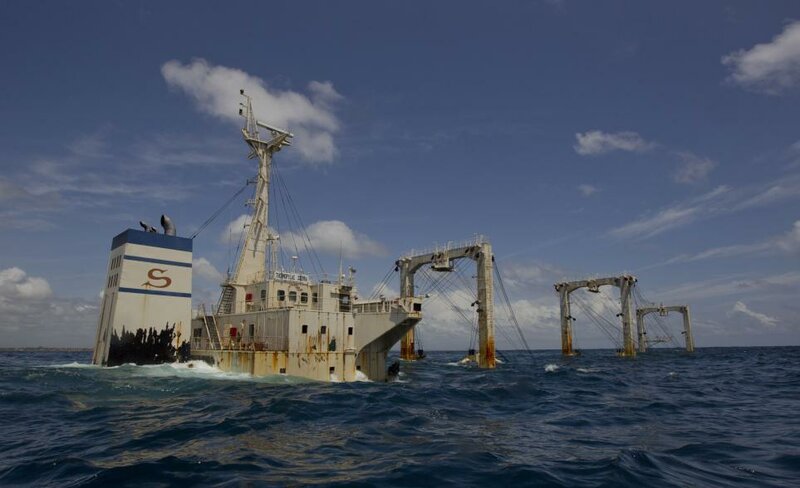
0;347;798;487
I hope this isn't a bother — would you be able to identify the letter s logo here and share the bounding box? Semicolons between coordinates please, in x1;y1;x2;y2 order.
142;268;172;289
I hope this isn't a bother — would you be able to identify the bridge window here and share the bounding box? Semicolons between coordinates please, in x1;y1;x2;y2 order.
300;292;308;303
302;324;308;334
277;290;285;301
289;291;297;302
321;325;327;334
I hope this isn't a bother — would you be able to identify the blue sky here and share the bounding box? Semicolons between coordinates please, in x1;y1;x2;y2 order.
1;1;798;349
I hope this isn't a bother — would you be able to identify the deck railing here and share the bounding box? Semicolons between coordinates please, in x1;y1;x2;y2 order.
191;334;289;352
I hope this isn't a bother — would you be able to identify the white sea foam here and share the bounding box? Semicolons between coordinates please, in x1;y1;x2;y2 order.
48;362;107;369
354;370;371;382
576;367;596;373
544;363;560;373
53;360;304;383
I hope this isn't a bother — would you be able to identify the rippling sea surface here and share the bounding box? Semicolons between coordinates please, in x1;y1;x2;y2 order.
1;347;799;487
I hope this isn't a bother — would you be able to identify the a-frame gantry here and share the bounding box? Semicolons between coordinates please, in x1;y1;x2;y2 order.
554;275;638;357
636;304;695;353
396;237;496;368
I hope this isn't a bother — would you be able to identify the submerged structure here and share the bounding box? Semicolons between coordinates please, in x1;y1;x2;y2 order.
92;223;193;366
91;92;424;381
396;240;496;368
186;92;422;382
636;304;694;353
554;275;638;357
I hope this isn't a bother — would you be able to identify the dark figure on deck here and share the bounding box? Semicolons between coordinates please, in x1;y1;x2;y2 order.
387;361;400;381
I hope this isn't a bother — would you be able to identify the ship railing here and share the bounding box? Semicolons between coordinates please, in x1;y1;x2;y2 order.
400;234;486;260
353;298;399;314
192;334;289;352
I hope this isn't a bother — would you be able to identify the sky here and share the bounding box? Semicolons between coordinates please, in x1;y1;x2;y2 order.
0;1;799;350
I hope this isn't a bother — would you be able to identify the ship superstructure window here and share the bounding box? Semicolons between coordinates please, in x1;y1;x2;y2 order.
277;290;285;301
260;290;266;301
320;325;327;334
312;292;318;303
348;327;353;336
302;324;308;334
300;292;308;304
289;291;297;302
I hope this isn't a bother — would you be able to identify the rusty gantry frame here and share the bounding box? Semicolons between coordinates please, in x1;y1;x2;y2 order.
554;275;638;357
396;237;496;368
636;304;695;353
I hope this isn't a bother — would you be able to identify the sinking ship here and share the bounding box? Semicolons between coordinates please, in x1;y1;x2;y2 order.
92;91;422;382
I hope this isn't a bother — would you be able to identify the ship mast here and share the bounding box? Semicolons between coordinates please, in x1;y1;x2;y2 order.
219;90;292;313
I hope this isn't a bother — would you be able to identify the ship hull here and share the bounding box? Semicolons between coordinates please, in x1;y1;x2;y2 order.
190;299;421;382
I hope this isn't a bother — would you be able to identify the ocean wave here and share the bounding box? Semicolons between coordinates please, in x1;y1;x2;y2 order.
2;347;799;487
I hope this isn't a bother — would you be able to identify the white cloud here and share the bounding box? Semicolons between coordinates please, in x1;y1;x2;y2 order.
508;298;560;330
611;175;800;240
223;217;384;260
775;220;800;254
673;152;717;184
610;189;711;239
666;242;772;265
162;58;342;163
284;220;386;259
733;177;800;211
500;262;564;288
193;258;225;283
364;283;399;300
419;288;478;334
573;130;654;155
226;216;385;259
221;214;250;245
0;267;98;347
578;184;599;196
730;301;778;327
664;219;800;265
722;21;800;95
655;271;800;302
0;267;52;300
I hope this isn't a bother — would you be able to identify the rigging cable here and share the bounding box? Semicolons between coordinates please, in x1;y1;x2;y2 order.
493;259;534;356
272;163;326;278
190;180;252;240
570;292;623;348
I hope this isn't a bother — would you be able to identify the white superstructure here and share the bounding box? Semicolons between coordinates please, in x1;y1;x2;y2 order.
189;91;422;382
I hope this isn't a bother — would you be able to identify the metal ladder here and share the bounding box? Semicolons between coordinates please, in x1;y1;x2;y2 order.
217;285;235;315
200;304;223;350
